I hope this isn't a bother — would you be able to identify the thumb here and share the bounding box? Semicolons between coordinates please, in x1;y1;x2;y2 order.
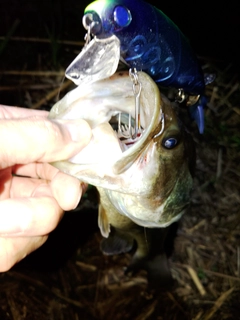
0;117;92;168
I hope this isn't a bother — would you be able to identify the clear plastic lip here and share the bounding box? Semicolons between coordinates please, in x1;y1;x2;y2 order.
65;35;121;86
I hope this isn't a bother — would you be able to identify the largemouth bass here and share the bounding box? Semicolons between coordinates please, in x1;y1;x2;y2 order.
49;71;195;284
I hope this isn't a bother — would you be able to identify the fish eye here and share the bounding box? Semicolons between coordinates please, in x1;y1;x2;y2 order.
113;6;132;28
162;137;179;149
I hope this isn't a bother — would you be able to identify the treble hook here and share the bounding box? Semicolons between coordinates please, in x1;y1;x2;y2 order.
130;68;142;139
117;68;142;141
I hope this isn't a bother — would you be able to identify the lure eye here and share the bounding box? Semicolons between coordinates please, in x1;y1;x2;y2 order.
162;137;179;149
113;5;132;28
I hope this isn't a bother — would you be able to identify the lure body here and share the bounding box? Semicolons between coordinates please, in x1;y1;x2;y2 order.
83;0;205;95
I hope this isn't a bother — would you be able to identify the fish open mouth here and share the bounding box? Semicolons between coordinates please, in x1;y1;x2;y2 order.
49;71;162;175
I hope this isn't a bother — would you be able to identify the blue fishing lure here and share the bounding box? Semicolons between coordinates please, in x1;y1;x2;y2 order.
84;0;205;94
67;0;210;133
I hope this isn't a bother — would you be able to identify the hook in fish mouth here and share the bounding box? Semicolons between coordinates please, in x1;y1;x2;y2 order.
108;68;144;149
108;112;142;150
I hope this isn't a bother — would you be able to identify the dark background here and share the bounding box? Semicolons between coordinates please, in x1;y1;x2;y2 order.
0;0;239;71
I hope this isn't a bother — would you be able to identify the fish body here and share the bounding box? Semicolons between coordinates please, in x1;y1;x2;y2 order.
49;71;195;282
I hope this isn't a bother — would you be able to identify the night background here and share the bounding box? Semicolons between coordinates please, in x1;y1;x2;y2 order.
0;0;240;105
0;0;239;81
0;1;240;319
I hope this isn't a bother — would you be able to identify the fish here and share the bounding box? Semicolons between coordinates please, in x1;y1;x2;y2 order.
48;71;195;284
65;0;212;133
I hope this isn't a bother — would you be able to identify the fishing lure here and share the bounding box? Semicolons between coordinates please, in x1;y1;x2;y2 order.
66;0;210;133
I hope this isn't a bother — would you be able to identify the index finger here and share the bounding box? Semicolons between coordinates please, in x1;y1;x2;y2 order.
0;105;49;119
0;117;92;168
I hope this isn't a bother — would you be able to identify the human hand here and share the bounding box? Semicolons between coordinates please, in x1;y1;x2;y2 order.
0;105;92;271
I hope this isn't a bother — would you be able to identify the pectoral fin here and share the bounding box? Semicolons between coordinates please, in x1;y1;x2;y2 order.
98;204;110;238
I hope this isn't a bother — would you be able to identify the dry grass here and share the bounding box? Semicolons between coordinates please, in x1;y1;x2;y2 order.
0;36;239;319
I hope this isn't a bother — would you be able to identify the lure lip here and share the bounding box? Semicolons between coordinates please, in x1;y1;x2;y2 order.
65;35;121;86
